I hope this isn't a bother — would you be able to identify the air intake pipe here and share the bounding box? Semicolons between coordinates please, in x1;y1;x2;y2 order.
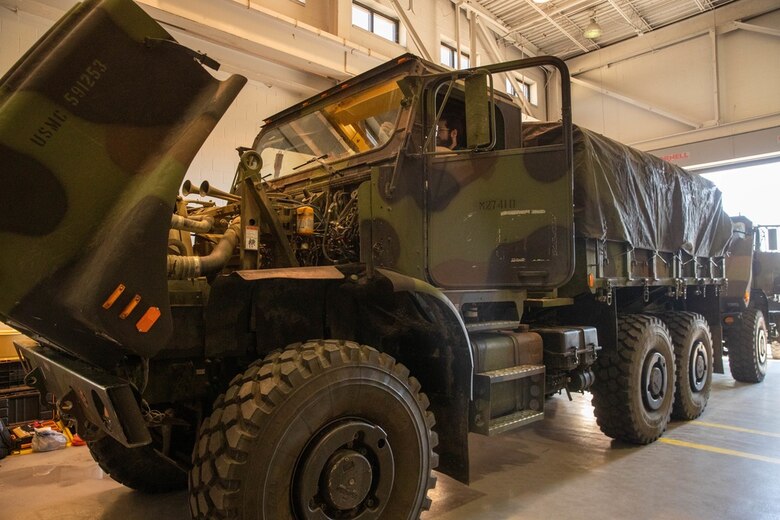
167;219;241;279
170;214;214;233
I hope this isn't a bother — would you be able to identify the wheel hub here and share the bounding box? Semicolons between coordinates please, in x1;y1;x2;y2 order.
690;341;708;392
322;450;372;510
643;351;667;411
295;420;394;519
757;328;768;365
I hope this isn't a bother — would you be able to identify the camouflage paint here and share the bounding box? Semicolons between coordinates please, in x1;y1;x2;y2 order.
0;0;246;359
426;148;572;289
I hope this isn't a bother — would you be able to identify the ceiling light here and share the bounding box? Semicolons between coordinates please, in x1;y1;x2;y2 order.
532;0;550;3
583;18;602;39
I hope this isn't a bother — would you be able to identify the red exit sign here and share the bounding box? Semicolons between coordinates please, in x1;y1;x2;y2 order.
662;152;690;162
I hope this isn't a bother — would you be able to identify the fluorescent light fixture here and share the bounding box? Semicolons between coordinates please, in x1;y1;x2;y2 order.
533;0;550;3
583;18;602;39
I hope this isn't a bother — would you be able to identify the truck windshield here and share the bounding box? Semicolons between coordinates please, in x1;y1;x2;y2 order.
255;76;405;179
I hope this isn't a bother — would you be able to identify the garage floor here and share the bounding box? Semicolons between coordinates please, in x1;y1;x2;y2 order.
1;359;779;519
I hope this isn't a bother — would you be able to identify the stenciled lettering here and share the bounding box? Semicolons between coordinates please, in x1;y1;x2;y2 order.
30;109;68;147
63;58;108;107
478;199;517;211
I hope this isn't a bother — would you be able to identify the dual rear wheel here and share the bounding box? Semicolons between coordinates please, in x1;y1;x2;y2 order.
592;312;713;444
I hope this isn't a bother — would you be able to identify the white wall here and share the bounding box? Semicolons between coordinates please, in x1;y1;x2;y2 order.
185;75;299;191
563;0;780;166
0;7;48;73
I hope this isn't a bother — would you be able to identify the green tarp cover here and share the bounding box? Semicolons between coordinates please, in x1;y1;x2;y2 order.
522;123;733;258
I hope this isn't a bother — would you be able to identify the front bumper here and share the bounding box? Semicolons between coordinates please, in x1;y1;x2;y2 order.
15;337;151;447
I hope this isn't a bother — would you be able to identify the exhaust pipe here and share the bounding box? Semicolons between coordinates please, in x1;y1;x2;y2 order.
181;180;240;203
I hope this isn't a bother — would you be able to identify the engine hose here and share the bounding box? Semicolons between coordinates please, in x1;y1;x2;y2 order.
170;214;214;233
167;222;241;279
167;239;188;256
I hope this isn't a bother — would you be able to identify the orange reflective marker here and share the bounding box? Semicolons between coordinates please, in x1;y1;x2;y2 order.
119;295;142;319
102;284;126;309
136;307;161;333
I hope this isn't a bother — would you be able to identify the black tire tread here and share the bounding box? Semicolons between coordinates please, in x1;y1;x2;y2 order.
189;340;438;519
591;314;675;444
662;311;712;420
88;434;186;493
729;308;767;383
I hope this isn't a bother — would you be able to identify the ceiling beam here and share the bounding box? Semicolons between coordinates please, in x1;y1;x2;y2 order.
520;0;590;53
388;0;433;61
455;0;542;57
605;0;652;35
475;19;534;115
566;0;780;75
733;21;780;39
2;0;392;89
571;77;702;129
508;0;593;34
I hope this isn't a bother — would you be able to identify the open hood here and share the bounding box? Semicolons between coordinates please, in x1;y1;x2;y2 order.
0;0;246;362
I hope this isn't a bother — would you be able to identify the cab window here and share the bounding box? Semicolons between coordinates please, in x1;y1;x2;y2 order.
256;77;405;179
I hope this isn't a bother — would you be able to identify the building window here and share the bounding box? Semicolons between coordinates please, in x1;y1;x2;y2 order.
440;43;469;69
506;76;537;105
352;2;399;43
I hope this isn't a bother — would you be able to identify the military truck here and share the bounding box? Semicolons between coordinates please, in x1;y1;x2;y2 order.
754;225;780;343
721;217;779;381
0;0;747;518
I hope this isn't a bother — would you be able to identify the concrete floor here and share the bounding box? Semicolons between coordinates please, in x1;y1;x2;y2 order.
2;359;780;519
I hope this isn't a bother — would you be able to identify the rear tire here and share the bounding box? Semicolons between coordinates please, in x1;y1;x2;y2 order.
662;312;713;420
592;314;675;444
728;308;768;383
189;340;438;519
87;434;186;493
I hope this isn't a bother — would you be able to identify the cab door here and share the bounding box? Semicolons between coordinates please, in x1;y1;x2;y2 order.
423;57;574;290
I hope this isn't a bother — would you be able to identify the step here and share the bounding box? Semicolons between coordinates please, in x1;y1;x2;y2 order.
476;364;544;384
465;320;520;333
488;409;545;436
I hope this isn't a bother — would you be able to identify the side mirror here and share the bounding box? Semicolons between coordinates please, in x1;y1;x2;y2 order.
464;73;492;149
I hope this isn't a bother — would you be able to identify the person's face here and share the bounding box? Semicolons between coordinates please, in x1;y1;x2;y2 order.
437;120;455;148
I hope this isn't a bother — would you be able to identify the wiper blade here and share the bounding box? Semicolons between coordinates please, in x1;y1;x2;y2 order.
293;154;329;171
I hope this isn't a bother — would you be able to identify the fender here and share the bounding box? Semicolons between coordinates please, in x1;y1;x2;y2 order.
204;265;475;483
376;267;474;396
375;268;473;484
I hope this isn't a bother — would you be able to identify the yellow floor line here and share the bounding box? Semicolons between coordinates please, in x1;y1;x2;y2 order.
659;438;780;464
692;421;780;438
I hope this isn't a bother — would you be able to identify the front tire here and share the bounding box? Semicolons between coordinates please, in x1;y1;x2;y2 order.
189;340;438;519
662;312;713;420
728;308;768;383
592;314;676;444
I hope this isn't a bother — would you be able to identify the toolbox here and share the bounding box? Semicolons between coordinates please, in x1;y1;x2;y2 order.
0;359;26;390
0;387;53;427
